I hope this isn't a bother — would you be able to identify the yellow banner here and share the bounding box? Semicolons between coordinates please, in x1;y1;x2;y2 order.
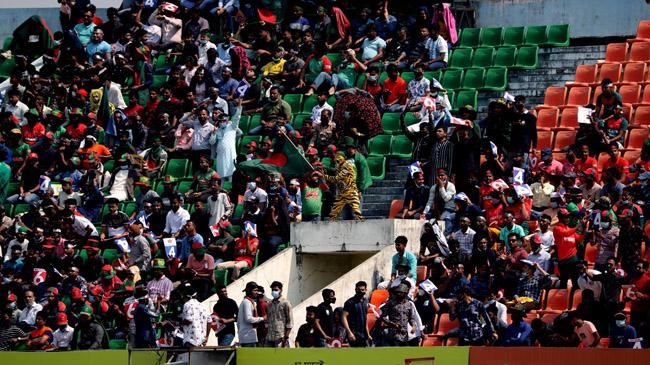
237;347;470;365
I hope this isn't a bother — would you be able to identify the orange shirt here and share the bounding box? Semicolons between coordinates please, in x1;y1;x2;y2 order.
78;144;112;169
383;77;407;104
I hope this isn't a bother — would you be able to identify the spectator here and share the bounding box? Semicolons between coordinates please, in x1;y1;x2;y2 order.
568;311;601;348
212;285;238;346
237;281;265;347
341;281;371;347
179;283;210;347
265;281;293;347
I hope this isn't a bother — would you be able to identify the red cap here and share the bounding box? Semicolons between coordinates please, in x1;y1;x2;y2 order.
89;285;103;296
87;112;97;120
77;89;88;98
44;131;54;140
28;152;39;160
47;287;59;296
306;147;318;155
7;293;17;302
558;208;570;217
191;242;203;250
56;313;68;326
245;140;257;148
101;264;113;272
532;234;543;245
71;287;83;300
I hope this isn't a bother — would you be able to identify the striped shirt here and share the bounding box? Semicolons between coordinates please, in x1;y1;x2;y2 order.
146;275;173;301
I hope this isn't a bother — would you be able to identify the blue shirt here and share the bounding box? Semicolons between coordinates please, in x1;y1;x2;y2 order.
610;324;637;348
503;321;532;346
86;41;112;64
178;233;204;262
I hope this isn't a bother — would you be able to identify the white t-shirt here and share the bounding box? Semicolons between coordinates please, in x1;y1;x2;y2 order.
361;37;387;62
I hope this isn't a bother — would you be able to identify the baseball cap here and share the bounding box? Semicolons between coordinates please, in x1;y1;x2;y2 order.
79;305;93;317
71;287;83;300
47;287;59;296
243;281;259;292
56;313;68;326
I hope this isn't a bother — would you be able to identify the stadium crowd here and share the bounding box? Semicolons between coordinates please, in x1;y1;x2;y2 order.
0;0;648;352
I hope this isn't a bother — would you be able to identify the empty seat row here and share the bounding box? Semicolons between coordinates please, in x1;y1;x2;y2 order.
367;134;414;159
539;84;650;109
567;61;650;88
538;105;650;129
602;41;650;64
448;45;539;69
456;24;569;48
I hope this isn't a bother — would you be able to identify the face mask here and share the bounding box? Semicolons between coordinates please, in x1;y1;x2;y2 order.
368;75;378;82
8;302;16;310
53;39;62;47
600;222;610;230
272;56;280;62
199;39;207;45
219;122;227;129
418;290;426;296
615;320;626;327
344;111;351;119
431;91;438;97
550;201;559;208
398;274;406;280
248;182;256;191
271;290;280;299
506;197;515;204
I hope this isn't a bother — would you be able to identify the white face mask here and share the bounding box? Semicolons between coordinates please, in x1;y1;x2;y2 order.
615;320;626;327
418;290;426;296
271;290;280;299
248;182;256;191
600;222;611;230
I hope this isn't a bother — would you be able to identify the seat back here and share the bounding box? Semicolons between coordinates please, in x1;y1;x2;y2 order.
542;86;567;107
482;67;508;91
565;86;591;106
367;155;386;181
368;135;392;156
627;128;649;149
389;199;403;218
502;26;525;46
621;62;647;83
629;42;650;62
572;64;598;84
598;62;622;83
546;24;570;46
537;108;559;129
619;84;641;105
461;67;485;89
471;47;495;68
480;27;503;47
390;135;414;158
457;28;481;48
454;89;478;110
514;45;539;69
537;130;553;150
494;46;517;67
559;107;579;129
604;43;628;63
441;68;464;90
380;112;401;134
524;25;548;45
448;47;473;69
283;94;303;112
635;20;650;39
553;130;577;151
634;105;650;126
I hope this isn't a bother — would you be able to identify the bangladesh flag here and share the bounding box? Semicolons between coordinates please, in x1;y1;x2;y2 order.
238;134;314;178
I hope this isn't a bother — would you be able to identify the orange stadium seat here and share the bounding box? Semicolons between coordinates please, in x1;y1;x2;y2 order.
559;107;579;129
553;130;577;151
633;86;650;107
627;128;649;149
566;64;598;88
629;20;650;43
537;86;566;109
633;105;650;126
617;62;647;86
626;42;650;63
604;43;628;63
592;86;602;104
537;130;553;150
434;313;459;335
619;84;642;106
536;108;559;129
422;335;445;347
596;152;610;173
416;266;428;282
570;289;583;310
552;152;567;163
623;149;641;164
388;199;403;218
542;289;571;312
370;289;389;309
540;312;560;326
622;105;632;122
594;63;622;86
563;86;591;107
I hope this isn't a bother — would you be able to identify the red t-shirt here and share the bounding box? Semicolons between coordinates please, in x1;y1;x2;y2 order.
553;223;582;260
383;77;407;104
602;156;629;180
21;122;46;145
234;237;258;267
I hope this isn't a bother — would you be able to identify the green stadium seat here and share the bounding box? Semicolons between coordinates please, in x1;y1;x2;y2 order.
152;75;168;88
283;94;303;112
480;27;503;47
249;114;262;131
121;202;137;217
390;135;413;158
178;180;193;193
7;181;20;197
460;67;485;90
101;248;119;263
401;71;415;84
502;26;525;46
2;36;13;50
103;159;114;172
454;90;478;111
0;58;16;80
379;71;389;85
164;159;189;177
356;73;366;88
301;95;318;113
292;113;311;129
514;45;539;69
238;115;251;133
471;47;495;68
12;204;31;217
326;52;342;67
493;46;517;67
448;48;473;69
545;24;570;47
480;67;508;91
233;204;244;219
367;155;386;181
109;339;128;349
457;28;480;48
381;112;402;134
404;112;421;126
327;95;337;108
424;70;442;82
153;180;164;195
368;134;392;156
524;25;548;45
214;268;229;286
441;69;464;90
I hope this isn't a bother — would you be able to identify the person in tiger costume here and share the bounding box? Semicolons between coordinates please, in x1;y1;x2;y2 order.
322;152;363;221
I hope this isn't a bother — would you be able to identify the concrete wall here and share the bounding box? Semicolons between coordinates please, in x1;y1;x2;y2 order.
291;219;424;253
475;0;648;39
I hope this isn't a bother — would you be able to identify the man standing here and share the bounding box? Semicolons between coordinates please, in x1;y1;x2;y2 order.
71;306;105;350
391;236;418;279
180;283;210;347
429;125;453;186
341;281;371;347
265;281;293;347
314;288;336;346
212;285;238;346
237;281;266;347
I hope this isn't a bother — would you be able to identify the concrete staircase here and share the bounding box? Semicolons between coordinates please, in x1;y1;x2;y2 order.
361;44;608;218
362;158;410;218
